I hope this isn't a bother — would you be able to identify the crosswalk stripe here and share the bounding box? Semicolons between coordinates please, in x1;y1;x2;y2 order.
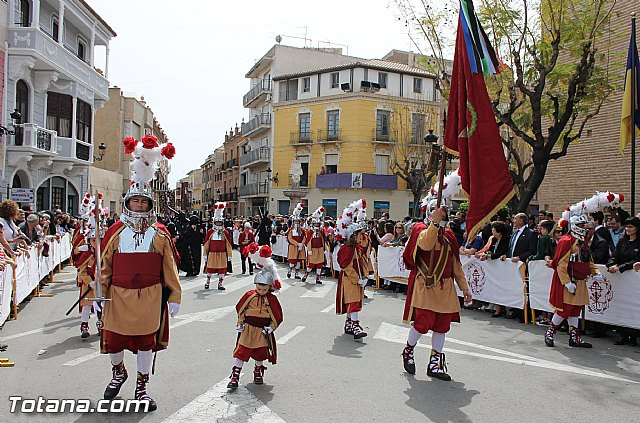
161;377;287;422
300;282;334;298
320;304;335;313
276;326;305;345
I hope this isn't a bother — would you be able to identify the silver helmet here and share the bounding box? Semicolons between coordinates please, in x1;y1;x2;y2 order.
569;214;589;241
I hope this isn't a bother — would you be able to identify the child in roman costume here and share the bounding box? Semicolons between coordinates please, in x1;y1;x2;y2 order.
228;257;283;389
203;202;233;290
303;206;329;284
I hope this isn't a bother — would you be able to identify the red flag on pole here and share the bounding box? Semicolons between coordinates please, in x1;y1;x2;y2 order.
444;0;515;239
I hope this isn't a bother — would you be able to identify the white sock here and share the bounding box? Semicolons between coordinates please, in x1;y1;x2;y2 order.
296;263;300;270
551;313;564;326
218;274;225;282
431;332;446;353
289;264;294;270
234;358;244;368
568;316;579;327
316;268;322;276
255;360;263;366
110;351;124;366
137;350;153;375
349;312;359;321
407;326;422;347
306;268;312;273
81;306;91;323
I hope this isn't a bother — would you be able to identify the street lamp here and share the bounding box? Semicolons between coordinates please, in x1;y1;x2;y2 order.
266;167;278;183
0;109;21;136
93;142;107;161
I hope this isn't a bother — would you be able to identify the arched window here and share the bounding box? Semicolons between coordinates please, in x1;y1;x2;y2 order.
15;80;29;146
19;0;30;27
36;176;79;215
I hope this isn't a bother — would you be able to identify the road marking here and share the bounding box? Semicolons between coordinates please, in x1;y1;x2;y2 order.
320;304;335;313
1;320;75;341
182;274;254;293
373;322;638;384
62;351;101;366
62;306;236;366
276;326;305;345
162;377;287;423
300;282;334;298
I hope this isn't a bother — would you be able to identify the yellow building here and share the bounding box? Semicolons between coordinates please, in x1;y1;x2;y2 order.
271;60;442;219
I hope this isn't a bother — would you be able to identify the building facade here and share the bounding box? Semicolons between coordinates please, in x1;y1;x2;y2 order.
271;59;442;219
221;125;244;217
4;0;115;214
537;0;639;216
93;88;171;215
239;45;359;217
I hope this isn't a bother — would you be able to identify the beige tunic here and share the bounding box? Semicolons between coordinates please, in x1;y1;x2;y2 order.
100;226;181;336
556;240;598;306
77;255;94;308
339;246;366;305
409;224;469;314
203;230;232;271
237;296;273;348
287;229;306;260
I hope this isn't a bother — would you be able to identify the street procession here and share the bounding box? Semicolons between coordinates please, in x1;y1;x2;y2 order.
1;0;640;422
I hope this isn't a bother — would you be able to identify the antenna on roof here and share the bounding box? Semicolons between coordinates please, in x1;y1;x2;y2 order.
275;35;282;44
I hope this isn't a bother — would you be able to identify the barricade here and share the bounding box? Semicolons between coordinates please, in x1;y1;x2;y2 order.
0;233;72;325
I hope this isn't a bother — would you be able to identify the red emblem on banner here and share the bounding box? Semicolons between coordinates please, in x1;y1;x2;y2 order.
465;261;486;295
588;276;613;315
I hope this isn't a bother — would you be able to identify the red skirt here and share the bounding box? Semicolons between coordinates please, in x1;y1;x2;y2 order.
233;345;268;362
307;263;323;270
101;331;157;354
411;308;460;334
556;303;582;319
205;267;227;275
346;301;362;313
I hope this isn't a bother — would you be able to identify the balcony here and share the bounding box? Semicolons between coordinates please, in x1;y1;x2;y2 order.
8;27;109;99
239;147;270;167
7;123;94;165
243;80;272;108
316;173;397;190
239;182;269;197
241;113;271;137
223;158;238;171
371;129;398;144
317;129;342;144
290;131;313;146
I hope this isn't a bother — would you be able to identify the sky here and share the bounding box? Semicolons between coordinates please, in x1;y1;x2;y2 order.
93;0;422;186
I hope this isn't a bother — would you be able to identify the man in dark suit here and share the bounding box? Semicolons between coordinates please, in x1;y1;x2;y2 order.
499;213;537;319
501;213;537;263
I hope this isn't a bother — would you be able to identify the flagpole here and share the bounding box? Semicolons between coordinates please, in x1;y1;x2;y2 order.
632;12;637;215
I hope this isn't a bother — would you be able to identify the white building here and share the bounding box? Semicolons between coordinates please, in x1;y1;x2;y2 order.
239;44;359;217
4;0;115;214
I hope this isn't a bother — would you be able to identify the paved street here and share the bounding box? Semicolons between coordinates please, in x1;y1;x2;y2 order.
1;250;640;423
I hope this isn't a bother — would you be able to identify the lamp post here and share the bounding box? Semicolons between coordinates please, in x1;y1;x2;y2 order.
93;142;107;161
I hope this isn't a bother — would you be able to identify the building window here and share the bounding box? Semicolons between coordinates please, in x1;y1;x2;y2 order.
325;153;338;174
327;110;339;138
278;200;290;216
409;202;415;218
375;155;389;175
373;201;390;220
51;15;59;41
299;113;310;141
278;79;298;101
18;0;30;27
298;155;309;187
77;37;86;62
376;110;390;140
15;80;29;146
411;113;425;144
76;99;92;142
46;92;73;138
302;77;311;93
413;77;422;93
330;72;339;88
322;199;338;219
378;72;388;88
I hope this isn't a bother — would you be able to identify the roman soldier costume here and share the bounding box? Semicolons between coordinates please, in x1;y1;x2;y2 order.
97;135;180;411
401;196;470;381
74;193;107;339
335;199;370;340
545;192;622;348
286;203;306;279
203;202;233;290
303;206;328;284
228;251;283;390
